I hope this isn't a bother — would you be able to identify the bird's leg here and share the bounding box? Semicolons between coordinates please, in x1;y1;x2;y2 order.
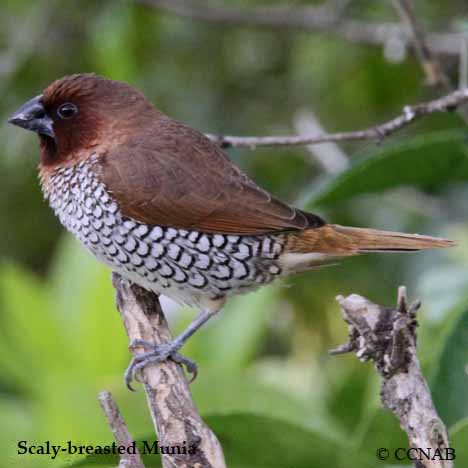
125;308;219;390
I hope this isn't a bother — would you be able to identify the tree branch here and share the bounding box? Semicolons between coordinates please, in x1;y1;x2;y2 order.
392;0;449;89
331;287;453;468
112;273;226;468
206;87;468;149
391;0;468;126
98;391;146;468
135;0;464;56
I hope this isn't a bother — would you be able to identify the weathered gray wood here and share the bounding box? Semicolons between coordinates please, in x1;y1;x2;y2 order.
332;287;453;468
113;273;226;468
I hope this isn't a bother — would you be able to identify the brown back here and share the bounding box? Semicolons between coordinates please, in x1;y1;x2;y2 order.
100;116;325;235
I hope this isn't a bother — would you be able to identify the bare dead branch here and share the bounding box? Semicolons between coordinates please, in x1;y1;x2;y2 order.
98;391;146;468
135;0;464;56
331;287;453;468
206;87;468;149
112;273;226;468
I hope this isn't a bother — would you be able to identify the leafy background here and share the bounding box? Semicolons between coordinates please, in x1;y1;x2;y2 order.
0;0;467;467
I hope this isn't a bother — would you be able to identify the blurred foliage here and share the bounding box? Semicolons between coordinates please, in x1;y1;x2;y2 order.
432;304;468;427
1;0;468;467
309;129;468;207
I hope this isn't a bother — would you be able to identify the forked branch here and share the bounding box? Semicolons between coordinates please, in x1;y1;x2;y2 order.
331;287;453;468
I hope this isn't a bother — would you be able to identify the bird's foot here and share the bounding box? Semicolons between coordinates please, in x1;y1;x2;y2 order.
125;339;198;391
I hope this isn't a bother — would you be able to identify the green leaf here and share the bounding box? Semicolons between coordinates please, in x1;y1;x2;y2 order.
0;263;69;389
191;370;341;438
308;130;468;207
356;407;411;464
450;417;468;466
48;235;128;378
325;361;378;435
208;413;338;468
0;397;36;465
431;306;468;427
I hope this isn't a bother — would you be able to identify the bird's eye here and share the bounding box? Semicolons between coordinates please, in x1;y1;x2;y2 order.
57;102;78;120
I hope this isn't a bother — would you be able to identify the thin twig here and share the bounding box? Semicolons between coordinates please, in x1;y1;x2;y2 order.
134;0;464;56
331;287;453;468
206;87;468;149
392;0;468;126
98;391;145;468
112;273;226;468
392;0;450;89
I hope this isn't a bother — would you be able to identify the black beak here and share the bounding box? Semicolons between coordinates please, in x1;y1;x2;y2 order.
8;95;54;139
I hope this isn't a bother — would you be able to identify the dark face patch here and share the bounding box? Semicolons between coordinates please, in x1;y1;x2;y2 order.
38;73;159;166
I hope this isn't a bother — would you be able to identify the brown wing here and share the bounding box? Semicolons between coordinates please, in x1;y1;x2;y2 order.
99;117;325;235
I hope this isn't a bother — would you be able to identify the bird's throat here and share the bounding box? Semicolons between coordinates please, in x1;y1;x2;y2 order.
39;134;58;166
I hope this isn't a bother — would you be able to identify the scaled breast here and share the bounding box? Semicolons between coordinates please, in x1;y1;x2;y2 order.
42;155;285;304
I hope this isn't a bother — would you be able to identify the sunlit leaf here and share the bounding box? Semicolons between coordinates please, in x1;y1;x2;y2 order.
0;263;68;388
48;236;128;378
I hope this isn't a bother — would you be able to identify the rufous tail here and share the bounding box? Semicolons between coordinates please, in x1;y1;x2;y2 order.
286;224;455;256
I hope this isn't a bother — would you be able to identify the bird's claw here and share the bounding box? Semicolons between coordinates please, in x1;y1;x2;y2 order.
125;340;198;391
170;353;198;383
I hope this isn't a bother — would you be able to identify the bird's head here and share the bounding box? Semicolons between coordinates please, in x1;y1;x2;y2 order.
8;74;158;167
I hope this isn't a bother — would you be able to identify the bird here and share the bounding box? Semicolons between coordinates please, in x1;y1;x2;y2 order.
8;74;454;389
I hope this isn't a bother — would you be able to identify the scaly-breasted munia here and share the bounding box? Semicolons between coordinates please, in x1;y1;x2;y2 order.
8;74;453;388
